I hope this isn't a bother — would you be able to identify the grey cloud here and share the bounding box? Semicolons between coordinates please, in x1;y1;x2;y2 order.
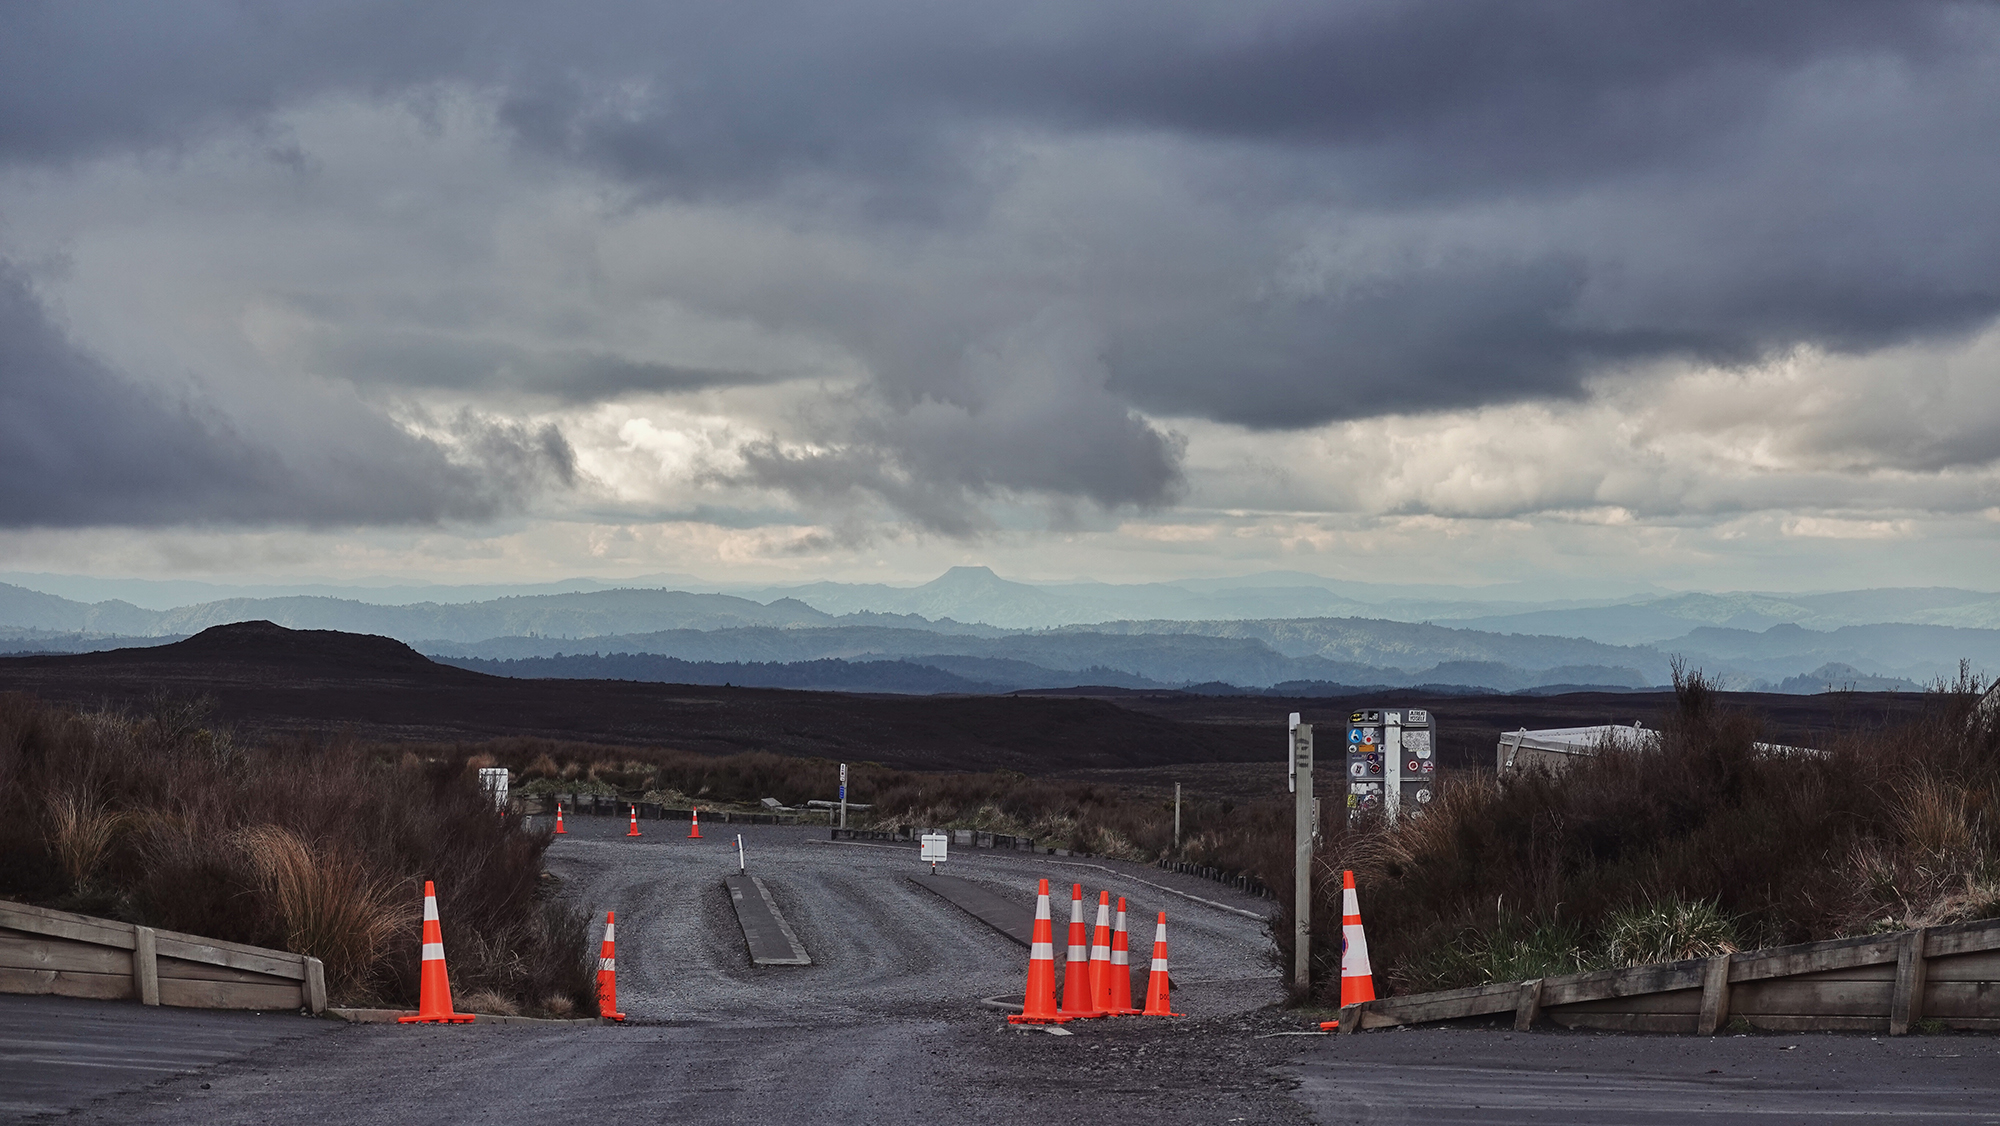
7;1;2000;521
0;263;571;527
308;328;768;401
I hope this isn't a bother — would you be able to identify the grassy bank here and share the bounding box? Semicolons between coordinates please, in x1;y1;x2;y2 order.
1267;671;2000;1005
0;694;595;1015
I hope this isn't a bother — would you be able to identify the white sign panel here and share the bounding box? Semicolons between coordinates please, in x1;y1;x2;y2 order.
919;832;949;863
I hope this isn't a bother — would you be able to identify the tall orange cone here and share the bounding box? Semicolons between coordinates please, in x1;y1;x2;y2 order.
553;802;566;834
688;807;702;839
398;881;474;1023
1140;911;1181;1016
1338;869;1377;1006
1105;897;1137;1015
596;911;626;1021
1089;890;1115;1013
1007;879;1071;1025
1057;884;1106;1019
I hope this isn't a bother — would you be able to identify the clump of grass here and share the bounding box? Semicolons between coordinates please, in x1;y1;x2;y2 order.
1601;896;1738;965
233;824;408;996
45;790;125;891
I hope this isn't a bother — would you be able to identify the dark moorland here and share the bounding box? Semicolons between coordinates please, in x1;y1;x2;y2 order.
0;621;1929;776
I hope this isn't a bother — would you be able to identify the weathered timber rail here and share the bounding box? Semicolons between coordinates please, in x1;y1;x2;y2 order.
0;899;327;1014
1337;917;2000;1036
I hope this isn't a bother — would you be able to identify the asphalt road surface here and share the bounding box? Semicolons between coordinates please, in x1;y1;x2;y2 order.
15;815;2000;1124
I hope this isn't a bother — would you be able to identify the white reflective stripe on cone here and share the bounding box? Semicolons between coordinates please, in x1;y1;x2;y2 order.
1343;887;1360;916
604;923;616;941
1343;923;1372;973
1030;942;1055;959
1151;958;1169;971
424;899;440;921
1153;924;1168;941
1112;949;1129;966
599;958;615;972
1035;901;1051;920
1069;941;1089;959
421;942;446;960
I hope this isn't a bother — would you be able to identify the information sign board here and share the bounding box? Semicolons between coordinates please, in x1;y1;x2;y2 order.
919;832;949;863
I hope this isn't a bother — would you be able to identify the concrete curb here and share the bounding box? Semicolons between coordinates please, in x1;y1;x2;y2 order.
724;875;812;966
327;1007;607;1026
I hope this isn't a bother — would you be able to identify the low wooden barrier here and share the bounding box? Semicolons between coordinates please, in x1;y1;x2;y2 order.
1338;917;2000;1036
0;899;326;1014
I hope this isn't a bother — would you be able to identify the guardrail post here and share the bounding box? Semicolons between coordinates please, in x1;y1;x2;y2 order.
1890;927;1930;1036
1513;977;1544;1031
303;956;328;1014
132;925;159;1006
1697;953;1732;1034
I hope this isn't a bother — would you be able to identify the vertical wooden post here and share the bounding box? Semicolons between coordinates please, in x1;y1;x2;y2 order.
132;925;160;1006
303;956;328;1014
1890;927;1930;1036
1337;1002;1361;1035
1173;782;1181;852
1513;977;1544;1031
1696;953;1732;1034
1293;723;1314;994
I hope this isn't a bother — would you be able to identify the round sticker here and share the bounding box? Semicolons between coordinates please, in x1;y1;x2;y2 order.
1349;761;1365;778
1415;788;1432;803
1360;793;1380;809
1421;760;1435;774
1348;728;1364;744
1360;730;1376;745
1407;759;1421;773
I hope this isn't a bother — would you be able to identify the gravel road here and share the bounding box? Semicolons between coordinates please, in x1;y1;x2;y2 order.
31;813;2000;1124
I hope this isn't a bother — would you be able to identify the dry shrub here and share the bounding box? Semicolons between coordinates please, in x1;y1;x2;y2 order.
1892;773;1976;857
457;989;520;1017
232;824;408;996
45;790;125;890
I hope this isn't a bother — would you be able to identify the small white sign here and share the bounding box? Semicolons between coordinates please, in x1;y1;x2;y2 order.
919;832;949;863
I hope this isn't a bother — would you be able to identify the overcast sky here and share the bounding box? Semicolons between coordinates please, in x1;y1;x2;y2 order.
3;1;1999;592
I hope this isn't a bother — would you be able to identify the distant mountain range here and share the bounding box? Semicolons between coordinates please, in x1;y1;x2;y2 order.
2;566;1990;695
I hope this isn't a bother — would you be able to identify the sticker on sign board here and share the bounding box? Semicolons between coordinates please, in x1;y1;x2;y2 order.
1421;760;1435;774
1349;728;1364;744
1360;793;1380;809
1407;709;1429;725
1415;788;1432;804
1403;731;1431;756
1349;762;1365;778
1360;730;1376;745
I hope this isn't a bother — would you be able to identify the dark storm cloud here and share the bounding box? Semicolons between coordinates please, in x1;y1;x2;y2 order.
6;1;2000;523
308;329;769;402
0;263;573;526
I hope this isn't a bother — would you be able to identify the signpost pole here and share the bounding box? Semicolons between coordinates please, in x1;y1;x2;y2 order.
1385;714;1403;825
839;763;848;830
1173;783;1182;852
1292;719;1314;993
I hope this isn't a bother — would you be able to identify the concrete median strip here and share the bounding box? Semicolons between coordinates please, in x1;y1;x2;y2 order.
723;875;811;966
910;873;1036;947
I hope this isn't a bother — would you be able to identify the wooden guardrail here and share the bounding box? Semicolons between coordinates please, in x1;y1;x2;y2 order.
1336;916;2000;1036
0;899;326;1014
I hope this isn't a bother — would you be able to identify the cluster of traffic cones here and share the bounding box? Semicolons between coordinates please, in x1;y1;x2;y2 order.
1010;880;1179;1024
1318;870;1376;1031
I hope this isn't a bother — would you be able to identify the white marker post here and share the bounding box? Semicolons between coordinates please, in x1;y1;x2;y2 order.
839;763;849;830
1384;712;1403;824
736;833;745;874
920;831;948;874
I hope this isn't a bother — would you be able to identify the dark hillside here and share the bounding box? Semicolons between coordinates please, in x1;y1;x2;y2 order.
0;622;1265;772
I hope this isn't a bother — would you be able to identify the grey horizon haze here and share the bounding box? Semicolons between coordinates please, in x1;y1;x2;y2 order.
1;1;1998;591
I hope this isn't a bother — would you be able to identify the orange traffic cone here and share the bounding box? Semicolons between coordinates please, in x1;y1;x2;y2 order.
596;911;626;1021
553;803;566;834
688;807;702;839
398;881;474;1023
626;805;642;837
1339;869;1377;1006
1057;884;1106;1019
1140;911;1181;1016
1105;897;1137;1015
1008;879;1071;1025
1089;890;1115;1013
